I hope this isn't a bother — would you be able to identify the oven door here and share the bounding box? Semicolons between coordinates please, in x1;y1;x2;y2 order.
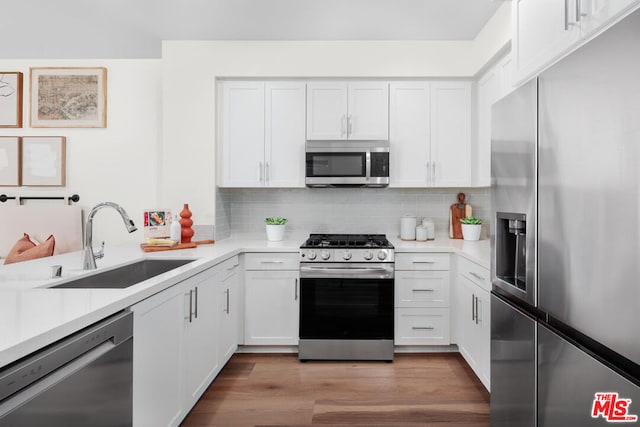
299;263;394;340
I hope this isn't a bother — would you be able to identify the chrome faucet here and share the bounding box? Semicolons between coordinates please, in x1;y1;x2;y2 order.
82;202;138;270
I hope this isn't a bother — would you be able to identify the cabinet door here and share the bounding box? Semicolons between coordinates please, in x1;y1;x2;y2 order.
580;0;640;37
430;82;471;187
347;82;389;140
513;0;581;84
217;264;240;366
220;81;265;187
265;82;306;187
475;286;491;389
245;270;299;345
389;82;431;187
183;269;220;409
132;284;185;427
306;82;348;140
395;307;450;345
476;66;501;187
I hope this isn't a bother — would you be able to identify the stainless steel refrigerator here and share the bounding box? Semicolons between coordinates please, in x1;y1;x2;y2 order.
490;7;640;426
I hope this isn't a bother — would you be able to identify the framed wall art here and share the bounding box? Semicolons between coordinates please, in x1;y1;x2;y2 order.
0;72;23;128
30;67;107;128
21;136;66;186
0;136;21;186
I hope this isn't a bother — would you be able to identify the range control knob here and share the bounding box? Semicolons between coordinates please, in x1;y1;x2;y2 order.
342;250;352;260
321;250;331;260
377;251;387;261
306;250;317;260
363;250;374;261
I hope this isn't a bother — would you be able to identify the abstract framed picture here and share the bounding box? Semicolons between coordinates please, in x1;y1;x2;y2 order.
0;72;23;128
21;136;66;186
30;67;106;128
0;136;21;186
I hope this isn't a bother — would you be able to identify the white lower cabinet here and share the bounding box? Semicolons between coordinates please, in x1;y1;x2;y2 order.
394;253;451;346
244;252;299;345
217;257;240;363
455;256;491;390
132;256;239;427
132;282;185;427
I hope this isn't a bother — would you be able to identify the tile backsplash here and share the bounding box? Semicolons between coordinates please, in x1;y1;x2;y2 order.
216;187;490;240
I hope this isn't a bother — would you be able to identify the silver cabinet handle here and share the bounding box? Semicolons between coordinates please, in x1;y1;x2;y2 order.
194;286;198;319
294;278;298;301
565;0;577;29
471;293;475;322
225;288;230;314
412;326;435;330
432;162;436;185
426;161;431;185
259;162;264;183
265;162;270;184
261;260;284;264
186;290;193;323
474;296;479;325
413;261;435;264
576;0;586;21
469;272;486;282
341;115;346;136
227;265;237;271
348;114;353;136
412;289;434;292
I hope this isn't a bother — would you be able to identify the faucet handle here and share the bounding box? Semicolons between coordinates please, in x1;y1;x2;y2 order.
95;241;105;259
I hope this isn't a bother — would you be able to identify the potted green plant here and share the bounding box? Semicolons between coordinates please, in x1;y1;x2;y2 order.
460;217;483;241
265;217;288;241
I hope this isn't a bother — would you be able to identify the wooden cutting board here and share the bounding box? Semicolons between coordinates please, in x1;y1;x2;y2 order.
449;193;472;239
140;240;215;252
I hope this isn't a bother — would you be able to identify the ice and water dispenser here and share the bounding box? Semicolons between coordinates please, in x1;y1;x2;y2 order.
495;212;527;292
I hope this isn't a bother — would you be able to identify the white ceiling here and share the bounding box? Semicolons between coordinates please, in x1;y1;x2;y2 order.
2;0;503;58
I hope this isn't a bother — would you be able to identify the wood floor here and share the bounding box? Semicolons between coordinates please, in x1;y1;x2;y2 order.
181;353;489;426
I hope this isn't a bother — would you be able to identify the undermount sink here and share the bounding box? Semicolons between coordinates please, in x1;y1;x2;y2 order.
51;259;196;289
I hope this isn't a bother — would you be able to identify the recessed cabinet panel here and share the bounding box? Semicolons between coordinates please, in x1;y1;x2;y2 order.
306;83;348;140
395;308;450;345
347;82;389;140
395;270;449;308
389;82;430;187
220;82;265;187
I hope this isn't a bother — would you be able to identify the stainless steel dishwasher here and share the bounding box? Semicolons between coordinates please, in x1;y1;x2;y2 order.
0;311;133;426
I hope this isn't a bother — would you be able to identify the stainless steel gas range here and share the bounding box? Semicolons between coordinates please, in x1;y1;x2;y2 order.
298;234;395;361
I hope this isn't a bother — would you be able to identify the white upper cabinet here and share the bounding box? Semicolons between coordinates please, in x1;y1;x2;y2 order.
389;82;431;187
220;81;265;187
475;52;513;187
265;82;306;187
513;0;640;85
429;82;471;187
306;82;389;140
389;81;471;188
218;81;305;188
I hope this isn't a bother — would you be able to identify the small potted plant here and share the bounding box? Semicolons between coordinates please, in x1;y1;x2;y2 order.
460;217;483;241
265;217;288;242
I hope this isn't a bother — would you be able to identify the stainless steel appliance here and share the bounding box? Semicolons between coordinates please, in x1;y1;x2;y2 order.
299;234;394;361
305;141;390;187
491;8;640;426
0;311;133;426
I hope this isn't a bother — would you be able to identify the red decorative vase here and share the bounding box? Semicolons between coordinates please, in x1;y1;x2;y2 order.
179;203;195;243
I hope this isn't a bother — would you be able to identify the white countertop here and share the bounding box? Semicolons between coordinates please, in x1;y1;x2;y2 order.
0;233;489;367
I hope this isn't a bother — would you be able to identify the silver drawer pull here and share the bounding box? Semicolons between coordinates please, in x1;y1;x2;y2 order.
412;289;435;292
412;326;435;330
261;260;284;264
413;261;435;264
469;272;486;282
227;265;238;271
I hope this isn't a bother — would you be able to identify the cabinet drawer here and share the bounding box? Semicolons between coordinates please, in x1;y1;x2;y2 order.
395;308;450;345
396;253;450;270
395;271;449;308
219;255;239;280
244;252;299;270
457;256;490;292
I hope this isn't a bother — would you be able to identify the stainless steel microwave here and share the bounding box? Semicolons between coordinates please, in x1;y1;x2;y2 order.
305;141;389;187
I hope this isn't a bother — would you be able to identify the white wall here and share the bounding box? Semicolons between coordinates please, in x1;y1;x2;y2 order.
0;60;163;248
161;5;511;227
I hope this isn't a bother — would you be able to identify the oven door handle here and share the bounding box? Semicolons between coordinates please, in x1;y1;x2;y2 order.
300;265;394;279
